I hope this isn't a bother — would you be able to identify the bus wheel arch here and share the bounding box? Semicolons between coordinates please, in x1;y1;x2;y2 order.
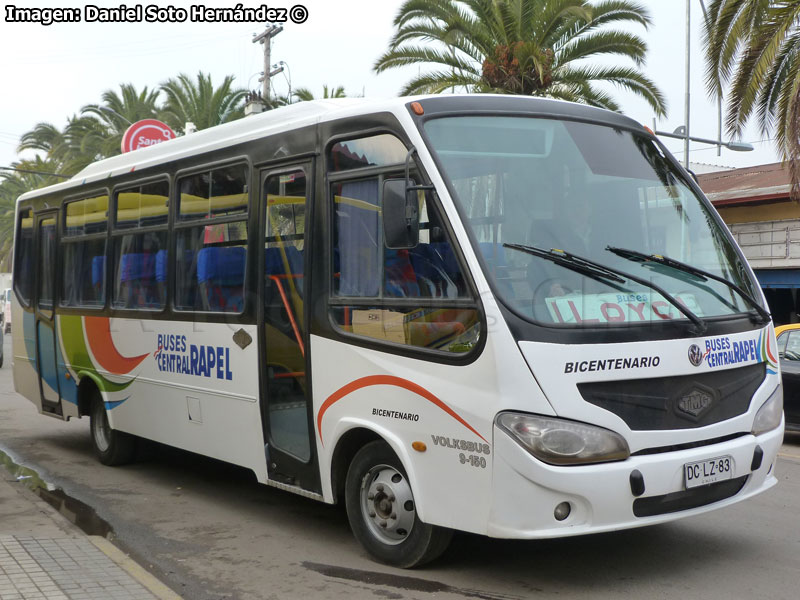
330;427;382;504
84;384;136;466
76;373;103;417
343;438;452;568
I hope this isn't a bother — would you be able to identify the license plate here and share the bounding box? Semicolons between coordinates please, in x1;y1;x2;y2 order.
684;455;735;489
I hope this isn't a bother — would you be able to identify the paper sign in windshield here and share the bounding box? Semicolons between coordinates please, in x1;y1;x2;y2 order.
546;292;703;324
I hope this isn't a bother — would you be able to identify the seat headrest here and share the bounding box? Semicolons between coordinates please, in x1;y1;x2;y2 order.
197;247;246;284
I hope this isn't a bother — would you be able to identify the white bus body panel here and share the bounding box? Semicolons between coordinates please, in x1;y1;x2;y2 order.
11;303;39;409
92;318;267;480
14;312;269;482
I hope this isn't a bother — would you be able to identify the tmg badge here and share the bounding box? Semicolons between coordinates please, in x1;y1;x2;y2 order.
676;387;715;419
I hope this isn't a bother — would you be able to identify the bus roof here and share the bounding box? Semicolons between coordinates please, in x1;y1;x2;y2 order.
16;95;644;205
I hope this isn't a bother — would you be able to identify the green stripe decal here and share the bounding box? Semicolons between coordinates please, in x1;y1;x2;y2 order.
58;315;136;393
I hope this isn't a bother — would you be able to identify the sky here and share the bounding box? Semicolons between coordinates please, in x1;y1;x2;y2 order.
0;0;783;174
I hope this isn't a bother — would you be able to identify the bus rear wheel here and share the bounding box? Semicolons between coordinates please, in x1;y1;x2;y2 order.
345;440;452;568
90;395;135;466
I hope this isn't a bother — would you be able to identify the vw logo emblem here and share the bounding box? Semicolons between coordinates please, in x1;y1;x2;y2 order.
688;344;704;367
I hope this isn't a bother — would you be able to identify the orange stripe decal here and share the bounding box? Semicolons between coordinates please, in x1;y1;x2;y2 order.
84;316;149;375
316;375;486;446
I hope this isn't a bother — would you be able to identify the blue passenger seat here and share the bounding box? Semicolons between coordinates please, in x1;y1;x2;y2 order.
118;253;158;308
385;249;420;298
197;247;246;312
91;256;105;301
155;250;168;306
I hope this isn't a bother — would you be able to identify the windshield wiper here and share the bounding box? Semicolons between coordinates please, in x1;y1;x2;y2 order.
606;246;771;325
503;243;707;333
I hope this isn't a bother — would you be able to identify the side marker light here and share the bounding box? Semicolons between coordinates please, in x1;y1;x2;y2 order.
412;441;427;452
554;502;571;521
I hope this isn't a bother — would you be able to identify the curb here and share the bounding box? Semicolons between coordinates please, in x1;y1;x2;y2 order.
88;535;183;600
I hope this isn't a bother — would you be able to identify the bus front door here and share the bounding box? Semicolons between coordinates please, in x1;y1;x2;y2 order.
260;162;320;493
34;212;62;416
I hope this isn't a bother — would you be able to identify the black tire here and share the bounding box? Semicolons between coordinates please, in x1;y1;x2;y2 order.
90;393;136;466
345;440;452;568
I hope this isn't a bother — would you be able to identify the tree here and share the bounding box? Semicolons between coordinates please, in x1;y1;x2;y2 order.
0;157;64;269
374;0;666;116
18;83;162;176
159;72;248;132
16;116;103;176
293;84;348;101
81;83;162;157
703;0;800;190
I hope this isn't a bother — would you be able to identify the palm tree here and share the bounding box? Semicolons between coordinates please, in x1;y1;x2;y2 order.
703;0;800;189
81;83;162;157
17;116;107;175
374;0;666;116
293;85;348;101
18;84;162;175
159;72;248;132
0;156;64;269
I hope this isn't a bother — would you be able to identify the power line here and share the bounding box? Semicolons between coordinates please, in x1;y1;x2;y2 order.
0;166;70;179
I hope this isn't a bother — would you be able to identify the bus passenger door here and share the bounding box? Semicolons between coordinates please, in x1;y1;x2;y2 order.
259;163;320;493
34;212;62;416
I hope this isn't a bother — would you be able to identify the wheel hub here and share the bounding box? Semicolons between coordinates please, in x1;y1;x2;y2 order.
361;464;415;545
92;403;111;453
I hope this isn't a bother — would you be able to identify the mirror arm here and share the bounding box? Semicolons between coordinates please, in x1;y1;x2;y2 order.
404;146;435;192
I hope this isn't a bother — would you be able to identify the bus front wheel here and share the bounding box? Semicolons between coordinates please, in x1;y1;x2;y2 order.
345;440;452;568
90;395;135;466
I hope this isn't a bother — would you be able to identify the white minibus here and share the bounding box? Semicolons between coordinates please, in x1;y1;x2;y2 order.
12;96;783;566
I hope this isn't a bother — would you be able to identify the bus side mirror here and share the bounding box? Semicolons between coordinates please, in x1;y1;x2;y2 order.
383;179;420;249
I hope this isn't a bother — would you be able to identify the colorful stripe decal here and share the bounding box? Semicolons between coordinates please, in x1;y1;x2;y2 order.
59;315;136;394
760;329;779;375
84;316;148;375
316;375;487;446
104;398;129;411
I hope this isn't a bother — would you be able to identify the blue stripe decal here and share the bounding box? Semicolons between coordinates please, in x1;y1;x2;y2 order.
104;398;128;411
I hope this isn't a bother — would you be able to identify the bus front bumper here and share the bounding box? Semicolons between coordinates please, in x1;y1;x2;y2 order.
486;423;783;539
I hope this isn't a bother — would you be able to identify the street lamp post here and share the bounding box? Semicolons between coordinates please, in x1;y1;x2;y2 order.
654;128;754;154
685;0;691;169
95;106;133;126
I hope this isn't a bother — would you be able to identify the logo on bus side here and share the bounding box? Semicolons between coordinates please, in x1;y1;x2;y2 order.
154;334;233;380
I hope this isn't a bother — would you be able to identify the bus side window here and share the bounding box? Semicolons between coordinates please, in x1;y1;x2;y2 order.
61;194;108;308
112;181;169;310
175;165;249;313
14;208;34;305
329;139;480;354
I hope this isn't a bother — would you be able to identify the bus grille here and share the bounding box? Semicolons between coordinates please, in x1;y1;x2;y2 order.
633;476;748;517
578;363;766;430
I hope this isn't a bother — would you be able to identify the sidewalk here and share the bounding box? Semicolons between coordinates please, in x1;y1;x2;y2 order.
0;459;180;600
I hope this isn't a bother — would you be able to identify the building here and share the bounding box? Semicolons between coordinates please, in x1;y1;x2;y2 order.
698;162;800;325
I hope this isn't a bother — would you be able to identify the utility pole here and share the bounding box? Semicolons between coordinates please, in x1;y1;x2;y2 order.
684;0;691;168
253;24;283;103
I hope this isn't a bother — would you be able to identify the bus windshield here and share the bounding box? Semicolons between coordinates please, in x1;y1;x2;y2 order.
423;116;759;327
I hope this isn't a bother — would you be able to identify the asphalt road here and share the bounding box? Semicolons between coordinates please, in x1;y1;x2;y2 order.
1;333;799;600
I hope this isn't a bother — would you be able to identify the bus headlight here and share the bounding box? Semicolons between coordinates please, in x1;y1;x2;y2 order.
752;385;783;436
496;412;630;466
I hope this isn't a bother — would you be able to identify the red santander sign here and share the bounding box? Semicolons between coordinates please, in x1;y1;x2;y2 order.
121;119;176;153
